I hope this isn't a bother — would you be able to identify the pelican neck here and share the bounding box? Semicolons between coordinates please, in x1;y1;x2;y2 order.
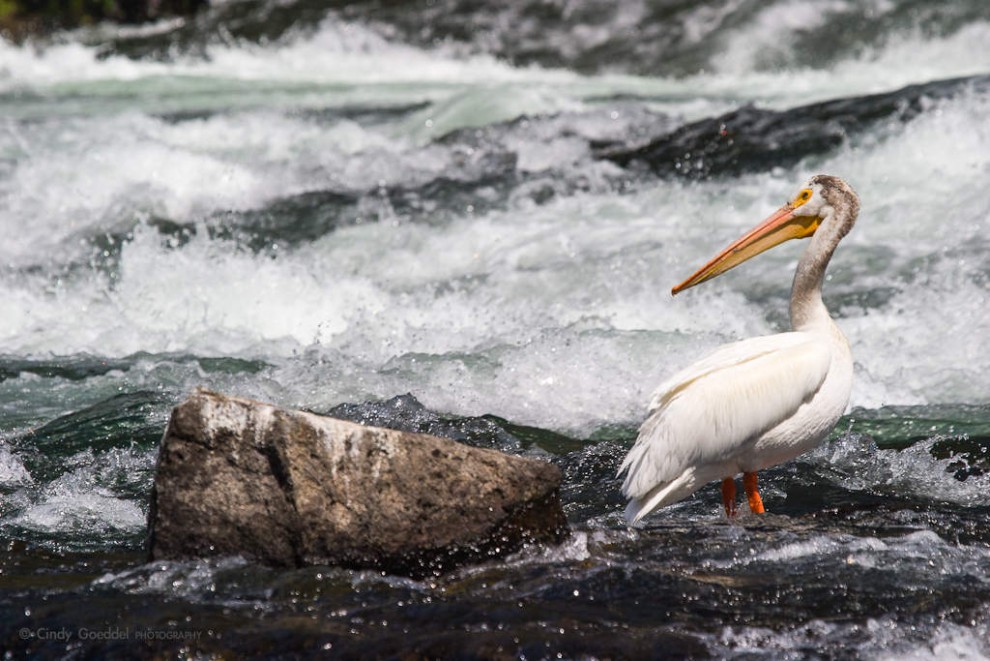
789;215;839;333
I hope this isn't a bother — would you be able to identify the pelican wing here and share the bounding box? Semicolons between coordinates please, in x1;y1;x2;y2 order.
619;332;831;518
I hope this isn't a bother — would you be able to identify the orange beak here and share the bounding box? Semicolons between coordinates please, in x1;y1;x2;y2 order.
671;203;821;295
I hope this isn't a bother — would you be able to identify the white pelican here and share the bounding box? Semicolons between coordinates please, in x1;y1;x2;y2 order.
619;175;859;523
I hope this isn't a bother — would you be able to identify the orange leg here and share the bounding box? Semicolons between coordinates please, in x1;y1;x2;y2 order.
743;472;765;514
721;477;737;517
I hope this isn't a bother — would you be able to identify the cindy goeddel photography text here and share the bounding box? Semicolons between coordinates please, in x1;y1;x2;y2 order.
19;626;204;643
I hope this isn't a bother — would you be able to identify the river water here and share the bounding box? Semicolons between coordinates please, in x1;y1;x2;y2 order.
2;0;990;657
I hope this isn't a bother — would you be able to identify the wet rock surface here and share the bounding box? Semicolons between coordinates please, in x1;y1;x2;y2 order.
148;389;567;575
598;74;990;179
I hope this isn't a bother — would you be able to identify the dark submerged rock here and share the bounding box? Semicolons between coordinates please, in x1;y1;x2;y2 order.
325;392;524;452
598;74;990;180
0;0;204;41
148;389;568;576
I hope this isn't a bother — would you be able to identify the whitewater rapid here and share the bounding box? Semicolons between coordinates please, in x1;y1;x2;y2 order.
1;10;988;436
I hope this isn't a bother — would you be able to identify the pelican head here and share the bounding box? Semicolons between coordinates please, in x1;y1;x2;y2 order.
672;174;859;295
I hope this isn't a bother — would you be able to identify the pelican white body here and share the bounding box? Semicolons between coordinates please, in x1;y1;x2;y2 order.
619;175;860;523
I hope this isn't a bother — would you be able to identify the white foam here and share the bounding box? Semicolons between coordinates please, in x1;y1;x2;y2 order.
709;0;848;76
0;40;165;89
15;486;144;533
0;114;274;267
705;6;990;106
717;617;990;660
0;444;32;487
812;433;990;507
507;531;591;565
0;16;572;90
711;532;900;570
93;556;249;598
870;621;990;661
4;449;148;537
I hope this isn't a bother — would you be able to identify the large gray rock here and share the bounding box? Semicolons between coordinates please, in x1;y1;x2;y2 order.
148;389;567;575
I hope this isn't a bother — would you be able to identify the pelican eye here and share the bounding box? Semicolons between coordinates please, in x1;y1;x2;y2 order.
792;188;813;207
